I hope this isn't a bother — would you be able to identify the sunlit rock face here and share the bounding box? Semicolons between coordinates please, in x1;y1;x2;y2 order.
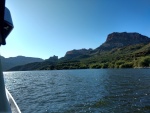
96;32;150;51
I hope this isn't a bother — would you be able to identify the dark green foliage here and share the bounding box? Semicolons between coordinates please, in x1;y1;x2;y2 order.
115;60;125;67
138;56;150;67
119;62;133;68
102;63;109;68
90;63;102;69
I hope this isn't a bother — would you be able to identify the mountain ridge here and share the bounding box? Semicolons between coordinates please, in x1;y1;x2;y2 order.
1;56;44;71
7;32;150;71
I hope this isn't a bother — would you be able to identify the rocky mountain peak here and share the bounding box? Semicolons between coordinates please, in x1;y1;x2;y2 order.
96;32;150;51
106;32;149;43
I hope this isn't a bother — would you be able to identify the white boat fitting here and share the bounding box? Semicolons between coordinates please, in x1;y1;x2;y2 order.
5;89;21;113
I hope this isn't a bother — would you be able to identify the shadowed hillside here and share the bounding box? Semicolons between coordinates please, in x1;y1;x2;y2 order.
1;56;43;71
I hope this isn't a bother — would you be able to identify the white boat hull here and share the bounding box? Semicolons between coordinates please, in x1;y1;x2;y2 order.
6;89;21;113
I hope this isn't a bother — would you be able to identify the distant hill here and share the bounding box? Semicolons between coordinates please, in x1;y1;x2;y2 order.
8;32;150;71
1;56;44;71
8;55;58;71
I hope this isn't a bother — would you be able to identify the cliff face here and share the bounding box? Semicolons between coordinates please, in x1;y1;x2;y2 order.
65;48;93;58
96;32;150;51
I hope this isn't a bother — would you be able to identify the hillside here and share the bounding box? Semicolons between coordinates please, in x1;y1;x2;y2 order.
1;56;44;71
8;32;150;71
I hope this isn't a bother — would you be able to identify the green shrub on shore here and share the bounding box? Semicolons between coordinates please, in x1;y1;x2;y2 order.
138;56;150;67
119;62;133;68
90;63;102;69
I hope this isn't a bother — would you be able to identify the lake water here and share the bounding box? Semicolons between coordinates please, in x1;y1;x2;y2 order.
4;69;150;113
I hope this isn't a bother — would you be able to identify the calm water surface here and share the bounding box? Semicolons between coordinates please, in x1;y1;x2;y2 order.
4;69;150;113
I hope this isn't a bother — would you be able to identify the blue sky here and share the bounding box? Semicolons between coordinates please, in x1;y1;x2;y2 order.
1;0;150;59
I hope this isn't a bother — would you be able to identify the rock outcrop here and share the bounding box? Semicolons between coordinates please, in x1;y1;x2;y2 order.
65;48;93;58
96;32;150;51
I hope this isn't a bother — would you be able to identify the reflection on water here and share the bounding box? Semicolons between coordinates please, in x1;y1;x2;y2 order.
4;69;150;113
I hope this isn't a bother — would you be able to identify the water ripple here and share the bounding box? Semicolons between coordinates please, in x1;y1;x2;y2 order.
4;69;150;113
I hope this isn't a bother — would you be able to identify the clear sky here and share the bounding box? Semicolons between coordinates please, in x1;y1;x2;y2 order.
1;0;150;59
